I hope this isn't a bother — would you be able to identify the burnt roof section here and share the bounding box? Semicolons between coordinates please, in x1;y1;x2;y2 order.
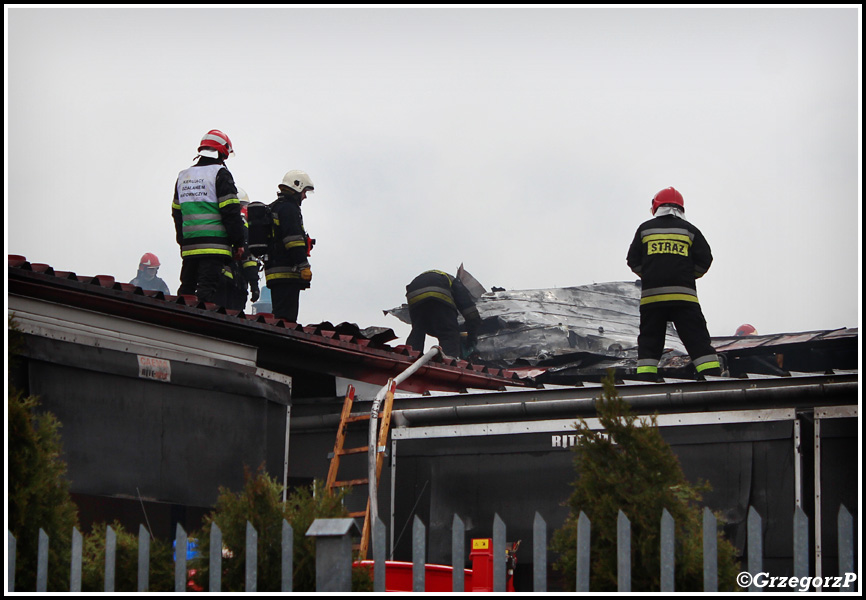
7;255;528;393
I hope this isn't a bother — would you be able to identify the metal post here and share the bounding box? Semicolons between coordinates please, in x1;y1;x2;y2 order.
794;416;802;508
245;521;257;592
813;416;822;588
452;514;465;592
137;524;149;592
283;405;291;503
8;531;15;592
837;505;854;592
747;507;762;592
104;525;116;592
703;507;717;592
493;513;506;592
175;524;187;593
306;518;359;592
660;509;675;592
282;520;293;592
71;527;83;592
533;512;546;592
390;439;397;559
793;507;809;581
36;528;48;593
617;510;631;592
576;511;590;592
210;523;222;593
412;516;426;592
373;517;386;592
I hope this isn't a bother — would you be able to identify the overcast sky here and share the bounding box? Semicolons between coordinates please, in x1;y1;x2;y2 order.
5;6;861;344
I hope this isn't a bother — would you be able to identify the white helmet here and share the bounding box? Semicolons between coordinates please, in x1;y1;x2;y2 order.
279;170;314;194
236;186;249;205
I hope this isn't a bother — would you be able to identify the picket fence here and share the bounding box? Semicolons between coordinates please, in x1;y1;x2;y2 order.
7;504;857;593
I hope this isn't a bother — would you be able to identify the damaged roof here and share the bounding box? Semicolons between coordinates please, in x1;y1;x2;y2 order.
386;272;858;382
9;255;858;389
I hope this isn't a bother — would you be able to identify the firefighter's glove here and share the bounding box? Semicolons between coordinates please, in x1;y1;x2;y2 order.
250;286;260;303
300;267;312;282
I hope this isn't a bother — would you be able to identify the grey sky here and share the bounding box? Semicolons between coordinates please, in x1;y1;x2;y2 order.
5;6;861;344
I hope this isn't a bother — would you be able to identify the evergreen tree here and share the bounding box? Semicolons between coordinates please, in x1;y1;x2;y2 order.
8;318;78;590
78;521;175;592
8;391;79;591
190;465;373;591
550;372;741;591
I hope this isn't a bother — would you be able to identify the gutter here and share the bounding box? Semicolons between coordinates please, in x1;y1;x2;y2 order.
388;381;858;428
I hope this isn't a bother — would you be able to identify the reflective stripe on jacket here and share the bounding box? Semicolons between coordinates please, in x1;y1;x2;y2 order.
172;161;244;258
626;215;712;306
264;192;310;288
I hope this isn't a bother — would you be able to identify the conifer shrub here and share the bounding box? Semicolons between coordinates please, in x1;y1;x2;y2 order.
79;521;175;592
8;390;79;591
190;465;373;591
550;372;741;591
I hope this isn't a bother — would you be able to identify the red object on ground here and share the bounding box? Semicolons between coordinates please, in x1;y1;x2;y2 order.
355;561;473;592
354;538;515;592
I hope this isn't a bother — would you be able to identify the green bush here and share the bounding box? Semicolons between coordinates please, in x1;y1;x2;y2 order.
8;391;79;591
190;465;373;591
79;521;175;592
550;372;741;591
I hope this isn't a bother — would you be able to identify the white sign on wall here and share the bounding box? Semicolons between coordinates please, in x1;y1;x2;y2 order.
138;355;171;382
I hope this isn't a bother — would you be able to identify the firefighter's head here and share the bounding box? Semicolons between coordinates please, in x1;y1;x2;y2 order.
651;187;684;215
279;170;315;201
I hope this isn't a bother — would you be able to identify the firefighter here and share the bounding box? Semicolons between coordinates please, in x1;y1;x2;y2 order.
217;187;261;311
405;270;481;359
130;252;171;295
626;187;721;380
264;170;315;322
172;129;246;304
735;324;757;336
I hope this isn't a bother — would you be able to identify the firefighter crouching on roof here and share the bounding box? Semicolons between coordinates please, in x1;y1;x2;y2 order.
405;270;481;359
626;187;722;380
172;129;246;304
263;170;315;323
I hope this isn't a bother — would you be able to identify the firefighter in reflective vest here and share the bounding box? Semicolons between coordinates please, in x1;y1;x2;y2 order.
626;187;721;380
264;170;315;322
172;129;246;304
405;270;481;359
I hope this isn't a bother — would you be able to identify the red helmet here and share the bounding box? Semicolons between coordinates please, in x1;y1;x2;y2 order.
735;324;757;336
198;129;233;157
651;187;684;215
139;252;160;268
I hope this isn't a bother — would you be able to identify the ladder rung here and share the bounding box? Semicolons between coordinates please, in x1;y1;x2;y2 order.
331;478;369;488
338;446;369;456
346;414;371;423
347;511;366;518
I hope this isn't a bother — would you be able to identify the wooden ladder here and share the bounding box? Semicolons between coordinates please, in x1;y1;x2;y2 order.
325;380;397;560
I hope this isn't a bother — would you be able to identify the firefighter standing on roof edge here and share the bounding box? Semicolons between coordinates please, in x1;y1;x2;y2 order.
172;130;246;304
626;187;722;380
405;270;481;359
264;170;315;322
